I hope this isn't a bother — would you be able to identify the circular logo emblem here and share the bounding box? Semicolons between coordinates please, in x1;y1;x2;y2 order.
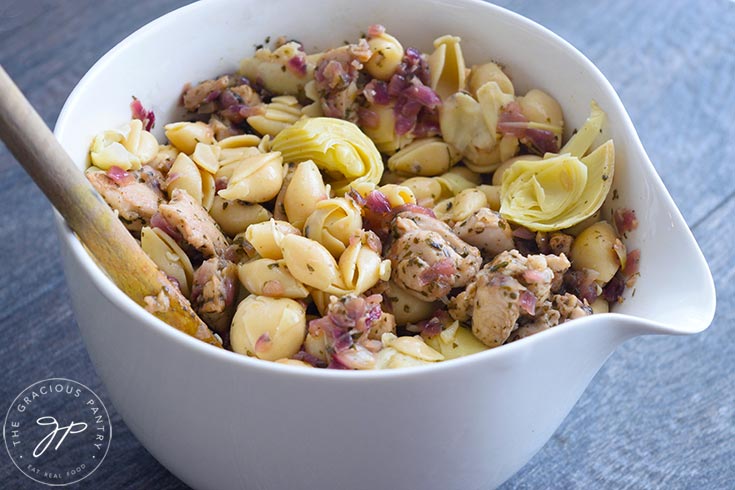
3;378;111;486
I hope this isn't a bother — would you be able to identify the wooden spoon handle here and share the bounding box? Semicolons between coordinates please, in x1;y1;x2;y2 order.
0;65;222;348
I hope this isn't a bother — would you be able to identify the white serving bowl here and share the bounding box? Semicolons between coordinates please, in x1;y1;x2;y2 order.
53;0;716;488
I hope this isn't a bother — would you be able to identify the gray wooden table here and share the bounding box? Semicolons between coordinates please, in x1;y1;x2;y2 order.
1;1;733;488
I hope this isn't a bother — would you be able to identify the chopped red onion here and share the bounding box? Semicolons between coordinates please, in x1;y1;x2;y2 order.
519;290;537;315
150;212;182;241
512;226;536;240
414;310;451;339
498;102;560;153
498;101;527;130
388;74;409;96
346;188;367;207
357;194;437;240
363;80;390;105
420;316;444;338
398;47;429;84
403;84;441;109
327;356;350;370
294;349;326;368
394;112;415;135
523;269;548;284
223;275;237;306
357;107;379;129
322;99;344;119
329;296;365;328
308;294;385;368
220;104;264;123
364;295;383;325
412;113;440;138
385;61;441;137
308;316;333;337
367;24;386;38
287;54;308;77
392;203;436;218
204;90;222;103
332;331;354;353
219;90;240;109
365;190;392;214
215;177;229;192
130;97;155;131
361;191;393;239
107;166;132;184
399;99;422;120
222;245;241;263
418;258;457;287
316;59;352;91
345;295;367;319
614;208;639;234
524;128;559;154
602;272;625;303
564;269;599;304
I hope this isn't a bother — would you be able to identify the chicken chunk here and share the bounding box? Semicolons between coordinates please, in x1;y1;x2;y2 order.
387;211;482;301
553;293;592;321
450;248;578;346
394;211;481;266
507;293;591;342
507;300;560;342
87;166;165;234
368;312;397;340
545;253;571;293
159;189;229;257
183;76;232;112
450;272;525;347
313;41;372;120
453;208;514;257
190;257;239;338
182;75;262;113
487;250;570;304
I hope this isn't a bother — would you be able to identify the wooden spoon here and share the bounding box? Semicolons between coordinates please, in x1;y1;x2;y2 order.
0;66;222;348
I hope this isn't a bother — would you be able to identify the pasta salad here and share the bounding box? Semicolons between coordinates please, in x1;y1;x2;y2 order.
85;25;640;369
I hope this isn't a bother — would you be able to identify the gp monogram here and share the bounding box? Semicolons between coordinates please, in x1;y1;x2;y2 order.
3;378;111;486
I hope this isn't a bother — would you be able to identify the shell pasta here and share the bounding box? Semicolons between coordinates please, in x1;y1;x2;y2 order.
85;25;639;370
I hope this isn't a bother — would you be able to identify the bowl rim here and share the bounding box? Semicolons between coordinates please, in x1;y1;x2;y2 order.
53;0;715;380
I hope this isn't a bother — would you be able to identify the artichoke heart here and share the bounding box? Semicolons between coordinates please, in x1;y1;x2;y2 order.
560;101;606;158
271;117;383;195
500;139;615;231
